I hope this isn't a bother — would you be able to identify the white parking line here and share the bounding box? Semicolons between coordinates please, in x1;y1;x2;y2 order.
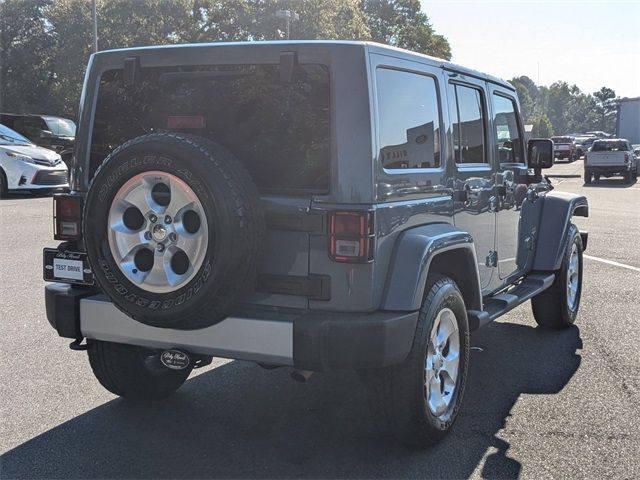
584;254;640;273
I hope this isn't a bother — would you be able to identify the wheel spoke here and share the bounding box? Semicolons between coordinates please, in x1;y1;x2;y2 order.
436;311;457;348
166;184;196;220
427;376;446;416
442;351;460;382
127;180;159;215
111;230;147;262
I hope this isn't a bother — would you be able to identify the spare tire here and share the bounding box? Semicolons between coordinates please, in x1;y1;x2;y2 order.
84;133;264;329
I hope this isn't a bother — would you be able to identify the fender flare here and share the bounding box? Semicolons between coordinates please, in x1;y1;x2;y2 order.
382;223;482;312
532;191;588;271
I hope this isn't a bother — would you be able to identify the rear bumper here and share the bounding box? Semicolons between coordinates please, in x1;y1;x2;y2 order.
585;164;633;175
45;283;419;371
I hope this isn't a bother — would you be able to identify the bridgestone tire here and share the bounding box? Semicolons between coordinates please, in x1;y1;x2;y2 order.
88;340;192;400
532;224;583;329
84;133;264;329
365;275;470;447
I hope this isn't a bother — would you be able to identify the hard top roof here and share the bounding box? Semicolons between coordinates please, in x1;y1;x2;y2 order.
93;40;514;91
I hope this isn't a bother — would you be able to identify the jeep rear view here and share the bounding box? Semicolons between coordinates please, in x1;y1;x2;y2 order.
44;41;588;446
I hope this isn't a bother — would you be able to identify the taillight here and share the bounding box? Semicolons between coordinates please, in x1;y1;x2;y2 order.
328;211;374;262
53;193;83;240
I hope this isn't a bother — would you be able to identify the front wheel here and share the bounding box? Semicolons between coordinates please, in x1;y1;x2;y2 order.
532;224;583;329
365;275;470;446
87;340;193;400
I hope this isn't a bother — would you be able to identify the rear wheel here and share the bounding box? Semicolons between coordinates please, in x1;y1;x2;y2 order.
584;171;591;184
594;173;600;182
365;275;470;446
87;340;193;400
532;224;583;329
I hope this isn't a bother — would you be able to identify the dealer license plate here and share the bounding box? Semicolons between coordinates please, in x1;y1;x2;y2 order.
43;248;94;285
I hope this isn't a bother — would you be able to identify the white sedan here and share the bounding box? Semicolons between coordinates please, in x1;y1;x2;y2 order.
0;123;69;197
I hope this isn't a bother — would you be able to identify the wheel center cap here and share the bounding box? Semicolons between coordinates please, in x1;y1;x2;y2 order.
152;224;167;241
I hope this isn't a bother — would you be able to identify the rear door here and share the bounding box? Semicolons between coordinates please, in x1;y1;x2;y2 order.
488;87;527;283
447;76;497;291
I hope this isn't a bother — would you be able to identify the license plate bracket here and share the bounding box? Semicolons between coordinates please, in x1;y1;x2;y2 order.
43;248;94;285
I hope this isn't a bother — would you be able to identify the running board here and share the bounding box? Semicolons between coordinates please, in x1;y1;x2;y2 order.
467;273;555;331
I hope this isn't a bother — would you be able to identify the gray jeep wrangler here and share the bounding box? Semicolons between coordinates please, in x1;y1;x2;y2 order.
44;41;588;446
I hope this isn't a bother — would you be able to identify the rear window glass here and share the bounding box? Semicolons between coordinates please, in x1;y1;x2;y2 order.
91;64;330;192
551;137;572;144
591;141;628;152
375;68;442;169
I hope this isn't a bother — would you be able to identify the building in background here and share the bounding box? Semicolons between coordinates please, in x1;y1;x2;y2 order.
616;97;640;144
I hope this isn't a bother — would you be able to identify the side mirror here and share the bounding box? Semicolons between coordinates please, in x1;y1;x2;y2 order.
527;138;554;169
40;130;54;139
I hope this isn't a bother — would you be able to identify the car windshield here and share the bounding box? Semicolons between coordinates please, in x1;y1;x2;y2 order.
551;137;572;144
0;124;33;146
44;117;76;137
591;141;628;152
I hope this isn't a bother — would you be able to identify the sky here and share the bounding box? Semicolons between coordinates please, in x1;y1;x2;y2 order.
421;0;640;98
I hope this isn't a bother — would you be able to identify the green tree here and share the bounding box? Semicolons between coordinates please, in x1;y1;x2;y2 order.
531;114;553;138
362;0;451;59
0;0;54;113
592;86;617;133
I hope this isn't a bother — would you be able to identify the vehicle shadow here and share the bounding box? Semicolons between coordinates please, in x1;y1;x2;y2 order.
1;322;582;479
0;191;56;200
582;178;637;188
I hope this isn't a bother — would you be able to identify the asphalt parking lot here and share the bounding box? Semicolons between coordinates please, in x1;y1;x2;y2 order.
1;159;639;479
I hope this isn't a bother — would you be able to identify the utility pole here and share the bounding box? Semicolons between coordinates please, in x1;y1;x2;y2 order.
92;0;98;53
275;9;299;40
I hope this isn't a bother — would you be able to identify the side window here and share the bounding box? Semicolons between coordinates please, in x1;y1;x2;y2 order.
450;84;486;164
492;93;524;164
376;68;441;169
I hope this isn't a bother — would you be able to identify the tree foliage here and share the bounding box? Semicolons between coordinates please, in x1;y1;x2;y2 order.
0;0;448;117
510;75;618;136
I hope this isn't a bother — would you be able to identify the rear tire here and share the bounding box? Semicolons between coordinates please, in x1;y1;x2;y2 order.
584;171;591;184
0;169;7;198
365;275;470;447
87;340;193;400
532;224;583;329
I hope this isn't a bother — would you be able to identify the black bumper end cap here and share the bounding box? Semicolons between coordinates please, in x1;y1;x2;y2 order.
45;283;97;339
293;310;419;372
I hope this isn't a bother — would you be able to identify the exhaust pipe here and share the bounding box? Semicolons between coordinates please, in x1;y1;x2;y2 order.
290;370;314;383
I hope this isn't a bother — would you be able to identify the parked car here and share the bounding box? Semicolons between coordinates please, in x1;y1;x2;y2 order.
551;136;577;161
43;41;588;447
573;136;597;158
0;123;69;197
584;138;637;183
0;113;76;165
585;131;612;138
